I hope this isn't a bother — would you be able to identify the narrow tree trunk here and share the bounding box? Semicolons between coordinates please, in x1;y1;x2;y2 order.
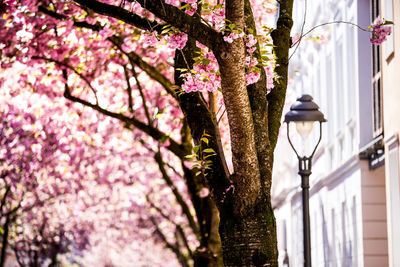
172;5;227;261
0;214;11;267
48;243;60;267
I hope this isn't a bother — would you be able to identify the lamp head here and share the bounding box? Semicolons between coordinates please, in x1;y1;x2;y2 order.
284;94;327;158
284;94;326;125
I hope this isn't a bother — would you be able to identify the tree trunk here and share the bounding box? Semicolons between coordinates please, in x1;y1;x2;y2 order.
0;215;10;267
219;196;277;267
175;37;225;265
214;0;293;265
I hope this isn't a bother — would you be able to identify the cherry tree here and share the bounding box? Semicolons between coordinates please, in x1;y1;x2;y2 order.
0;102;69;266
0;0;295;265
0;67;193;266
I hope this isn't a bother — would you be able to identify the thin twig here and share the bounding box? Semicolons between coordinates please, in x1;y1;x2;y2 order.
132;66;152;125
193;10;213;28
165;161;184;177
123;65;134;112
32;56;99;105
217;108;226;125
61;70;187;158
289;0;307;61
289;20;369;60
147;195;193;259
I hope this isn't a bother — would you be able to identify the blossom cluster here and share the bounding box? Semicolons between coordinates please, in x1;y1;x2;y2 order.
181;50;220;93
244;34;261;85
370;19;392;45
223;32;245;43
165;32;189;50
181;0;198;16
180;31;274;91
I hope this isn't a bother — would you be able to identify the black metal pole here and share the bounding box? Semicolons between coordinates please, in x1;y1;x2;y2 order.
299;157;312;267
286;122;325;267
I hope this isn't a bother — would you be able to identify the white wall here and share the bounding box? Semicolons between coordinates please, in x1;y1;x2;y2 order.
272;0;378;266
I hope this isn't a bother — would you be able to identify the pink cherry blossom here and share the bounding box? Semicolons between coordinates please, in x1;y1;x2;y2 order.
370;19;392;45
223;35;234;43
166;32;188;50
246;71;261;85
246;34;258;47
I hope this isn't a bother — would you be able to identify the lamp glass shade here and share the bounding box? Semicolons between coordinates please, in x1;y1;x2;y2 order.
295;121;314;140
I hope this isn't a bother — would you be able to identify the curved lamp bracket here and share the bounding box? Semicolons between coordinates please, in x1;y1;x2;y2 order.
286;121;323;161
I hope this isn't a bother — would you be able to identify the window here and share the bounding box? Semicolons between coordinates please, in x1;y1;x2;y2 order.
335;42;345;129
351;196;359;266
383;0;394;59
387;138;400;266
326;55;334;139
371;0;383;137
341;201;350;266
331;208;338;267
346;24;356;121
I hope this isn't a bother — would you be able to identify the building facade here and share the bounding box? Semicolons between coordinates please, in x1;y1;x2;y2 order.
381;0;400;267
271;0;395;266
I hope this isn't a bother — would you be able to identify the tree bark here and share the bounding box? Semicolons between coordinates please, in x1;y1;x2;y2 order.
0;214;11;267
219;196;277;267
175;36;225;266
217;0;262;217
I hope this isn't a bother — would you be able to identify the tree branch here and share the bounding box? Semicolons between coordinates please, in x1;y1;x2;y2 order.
38;5;178;100
132;66;152;125
149;216;190;267
31;56;99;105
74;0;222;50
268;0;294;151
123;65;134;112
38;5;102;31
154;151;199;235
147;194;195;256
108;37;179;100
67;2;163;32
244;0;273;196
61;70;187;158
0;185;11;217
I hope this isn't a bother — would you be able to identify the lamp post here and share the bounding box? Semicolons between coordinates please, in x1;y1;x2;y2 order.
284;94;326;267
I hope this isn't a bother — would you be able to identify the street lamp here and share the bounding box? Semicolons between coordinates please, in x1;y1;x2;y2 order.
284;94;326;267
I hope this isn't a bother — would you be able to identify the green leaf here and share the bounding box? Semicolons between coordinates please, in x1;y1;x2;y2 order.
202;131;211;137
180;3;190;9
193;146;200;154
200;137;209;145
203;148;216;154
384;20;394;25
203;59;211;65
159;135;169;143
195;171;202;176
